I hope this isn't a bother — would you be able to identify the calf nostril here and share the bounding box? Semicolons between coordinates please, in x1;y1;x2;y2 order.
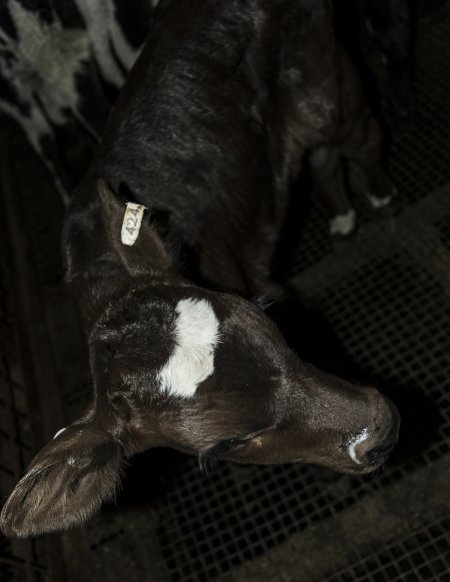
364;438;397;465
359;397;400;466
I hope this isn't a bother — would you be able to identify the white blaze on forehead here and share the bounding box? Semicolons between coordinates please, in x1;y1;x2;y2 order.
348;428;370;465
158;298;220;397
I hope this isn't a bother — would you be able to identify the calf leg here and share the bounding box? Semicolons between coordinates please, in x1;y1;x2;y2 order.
310;145;356;237
339;109;396;210
364;0;415;128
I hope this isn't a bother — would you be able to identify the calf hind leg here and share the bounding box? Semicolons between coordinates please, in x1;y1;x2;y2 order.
340;111;396;211
310;145;356;237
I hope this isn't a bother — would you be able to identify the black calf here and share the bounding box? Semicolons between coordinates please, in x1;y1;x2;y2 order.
1;0;399;538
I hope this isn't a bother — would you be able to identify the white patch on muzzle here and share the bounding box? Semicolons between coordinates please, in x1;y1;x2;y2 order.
158;298;220;398
348;428;370;464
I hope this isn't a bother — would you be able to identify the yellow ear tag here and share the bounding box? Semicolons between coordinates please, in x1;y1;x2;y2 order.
121;202;148;246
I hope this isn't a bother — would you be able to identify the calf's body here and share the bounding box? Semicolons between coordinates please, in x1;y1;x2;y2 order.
1;0;399;538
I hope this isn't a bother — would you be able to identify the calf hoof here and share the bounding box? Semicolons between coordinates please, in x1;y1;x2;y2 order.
367;186;398;211
329;208;357;238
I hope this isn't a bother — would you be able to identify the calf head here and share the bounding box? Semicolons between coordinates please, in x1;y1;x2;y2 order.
87;284;399;471
0;181;400;538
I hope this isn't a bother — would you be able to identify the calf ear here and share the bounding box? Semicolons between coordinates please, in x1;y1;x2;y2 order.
0;422;124;538
97;178;172;276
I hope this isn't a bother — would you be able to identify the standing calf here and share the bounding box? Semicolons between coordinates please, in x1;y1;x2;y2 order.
1;0;399;537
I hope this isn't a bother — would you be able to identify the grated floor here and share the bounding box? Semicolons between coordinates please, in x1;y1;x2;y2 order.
322;510;450;582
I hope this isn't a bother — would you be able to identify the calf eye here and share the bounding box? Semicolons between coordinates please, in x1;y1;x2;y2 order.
215;438;241;453
203;438;246;462
199;437;248;473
